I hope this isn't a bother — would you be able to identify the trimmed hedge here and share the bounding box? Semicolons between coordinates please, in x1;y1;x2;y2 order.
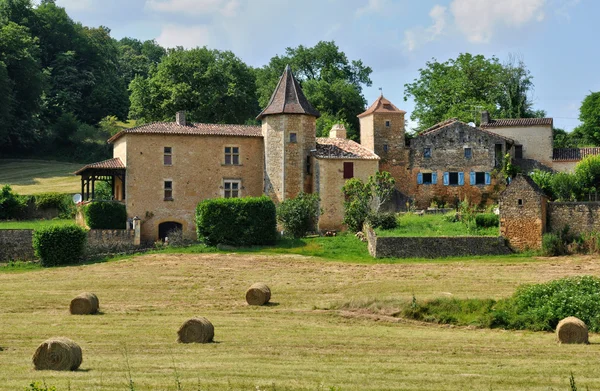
367;212;398;230
83;201;127;229
33;225;87;266
196;196;277;246
475;213;499;228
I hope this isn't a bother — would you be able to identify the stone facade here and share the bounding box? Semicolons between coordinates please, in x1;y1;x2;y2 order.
86;229;137;254
499;174;548;250
547;202;600;236
0;230;35;261
118;133;264;242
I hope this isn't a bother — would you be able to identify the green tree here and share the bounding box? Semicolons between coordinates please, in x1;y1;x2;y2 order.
342;178;373;232
369;171;396;212
255;41;372;140
572;92;600;145
404;53;543;131
553;127;579;148
575;154;600;196
129;47;259;124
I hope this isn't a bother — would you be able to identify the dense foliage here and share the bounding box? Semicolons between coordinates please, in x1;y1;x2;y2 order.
404;53;545;131
474;213;499;228
342;178;373;232
0;185;26;219
33;224;87;266
570;91;600;146
366;212;398;230
195;196;277;246
83;201;127;229
530;155;600;201
277;192;320;238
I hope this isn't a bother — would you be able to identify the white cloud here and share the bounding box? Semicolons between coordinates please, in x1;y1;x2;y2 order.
356;0;388;16
554;0;580;21
450;0;546;43
403;5;447;51
56;0;93;11
156;24;212;49
146;0;240;17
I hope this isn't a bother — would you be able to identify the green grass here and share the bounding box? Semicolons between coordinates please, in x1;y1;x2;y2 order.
0;159;83;195
0;219;74;230
115;119;137;129
376;212;499;237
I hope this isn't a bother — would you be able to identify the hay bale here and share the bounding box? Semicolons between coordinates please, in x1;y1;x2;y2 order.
556;316;589;344
246;282;271;306
70;292;99;315
177;317;214;344
32;337;82;371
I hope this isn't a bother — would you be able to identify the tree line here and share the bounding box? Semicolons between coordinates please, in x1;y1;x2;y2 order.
0;0;598;163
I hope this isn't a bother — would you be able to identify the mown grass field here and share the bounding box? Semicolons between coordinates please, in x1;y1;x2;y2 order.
2;252;600;390
376;213;499;237
0;159;82;195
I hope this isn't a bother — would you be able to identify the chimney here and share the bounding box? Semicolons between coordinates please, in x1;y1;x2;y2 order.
176;111;186;126
329;124;347;139
481;110;490;125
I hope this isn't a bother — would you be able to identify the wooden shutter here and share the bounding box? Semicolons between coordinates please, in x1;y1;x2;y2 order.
443;172;449;186
485;172;491;185
432;172;438;185
417;173;423;184
343;162;354;179
470;171;476;185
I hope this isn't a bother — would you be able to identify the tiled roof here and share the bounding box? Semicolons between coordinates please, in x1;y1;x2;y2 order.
108;122;262;143
315;138;380;160
256;65;320;120
358;95;406;118
418;119;514;143
501;173;547;198
75;158;125;175
480;118;553;128
553;147;600;162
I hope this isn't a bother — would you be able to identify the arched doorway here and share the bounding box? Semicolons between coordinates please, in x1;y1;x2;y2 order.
158;221;183;241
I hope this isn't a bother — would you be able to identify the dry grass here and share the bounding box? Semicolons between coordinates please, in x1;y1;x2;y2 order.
0;159;82;195
2;253;600;390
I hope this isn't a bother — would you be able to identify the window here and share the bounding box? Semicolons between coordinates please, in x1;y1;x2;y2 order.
224;146;240;165
290;133;297;143
443;172;464;186
464;147;472;159
515;145;523;159
469;172;491;186
306;156;311;174
518;199;523;206
164;147;172;165
423;147;432;158
385;120;391;127
224;180;241;198
449;172;459;185
343;162;354;179
417;172;437;185
164;181;173;200
383;144;389;153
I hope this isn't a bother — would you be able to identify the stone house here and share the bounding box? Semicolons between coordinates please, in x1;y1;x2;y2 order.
76;66;379;242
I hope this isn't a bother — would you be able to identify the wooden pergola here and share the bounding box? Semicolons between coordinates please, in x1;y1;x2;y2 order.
75;158;126;201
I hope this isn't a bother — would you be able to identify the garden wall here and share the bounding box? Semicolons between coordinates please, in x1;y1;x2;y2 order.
366;226;511;258
548;202;600;236
0;230;35;261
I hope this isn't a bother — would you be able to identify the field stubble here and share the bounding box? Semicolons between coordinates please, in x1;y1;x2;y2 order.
1;253;600;390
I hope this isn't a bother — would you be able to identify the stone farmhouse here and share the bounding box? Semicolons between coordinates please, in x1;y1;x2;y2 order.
75;65;600;242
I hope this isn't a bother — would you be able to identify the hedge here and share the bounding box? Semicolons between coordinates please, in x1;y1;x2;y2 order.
276;192;320;238
475;213;499;228
34;193;75;218
33;225;87;266
0;185;27;220
83;201;127;229
196;196;277;246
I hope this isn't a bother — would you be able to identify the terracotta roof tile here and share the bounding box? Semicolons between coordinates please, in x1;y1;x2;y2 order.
553;147;600;162
75;158;125;175
480;118;553;128
358;95;406;118
108;122;262;143
256;65;320;120
315;138;380;160
418;119;514;143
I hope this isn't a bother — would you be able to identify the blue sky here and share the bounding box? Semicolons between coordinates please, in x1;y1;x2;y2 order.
57;0;596;132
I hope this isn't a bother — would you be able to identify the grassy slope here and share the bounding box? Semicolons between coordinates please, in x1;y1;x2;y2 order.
376;213;499;237
0;159;83;195
0;219;74;230
1;252;600;390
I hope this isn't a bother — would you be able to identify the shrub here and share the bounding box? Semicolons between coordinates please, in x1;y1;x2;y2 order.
367;212;398;230
277;192;320;238
83;201;127;229
34;192;75;218
541;233;563;256
342;178;372;232
196;196;277;246
33;225;87;266
0;185;27;220
475;213;499;228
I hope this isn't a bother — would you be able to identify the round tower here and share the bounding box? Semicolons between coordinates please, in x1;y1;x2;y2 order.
257;65;320;203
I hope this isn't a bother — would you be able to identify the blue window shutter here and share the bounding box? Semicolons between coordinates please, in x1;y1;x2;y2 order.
443;172;449;186
458;172;465;186
432;172;438;185
417;173;423;185
485;172;491;185
470;171;476;186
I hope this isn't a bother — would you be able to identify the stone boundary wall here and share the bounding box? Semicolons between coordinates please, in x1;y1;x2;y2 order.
548;202;600;236
366;226;511;258
0;229;137;262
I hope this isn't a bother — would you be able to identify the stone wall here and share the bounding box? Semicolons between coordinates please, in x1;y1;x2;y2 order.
482;124;553;166
0;230;35;261
548;202;600;236
365;226;511;258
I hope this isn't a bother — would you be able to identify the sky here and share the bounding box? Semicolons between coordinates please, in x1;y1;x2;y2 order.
56;0;598;132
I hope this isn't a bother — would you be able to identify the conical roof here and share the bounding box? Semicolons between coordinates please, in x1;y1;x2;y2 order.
357;95;406;118
256;65;321;120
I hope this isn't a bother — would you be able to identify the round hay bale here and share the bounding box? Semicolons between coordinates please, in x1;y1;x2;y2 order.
70;292;99;315
177;317;214;344
32;337;82;371
556;316;589;344
246;283;271;306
